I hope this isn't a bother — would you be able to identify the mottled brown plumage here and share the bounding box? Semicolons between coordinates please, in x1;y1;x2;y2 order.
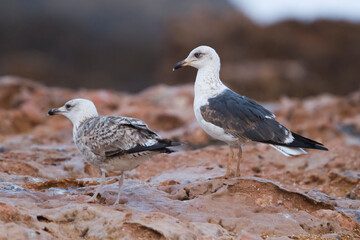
48;99;177;204
74;116;172;172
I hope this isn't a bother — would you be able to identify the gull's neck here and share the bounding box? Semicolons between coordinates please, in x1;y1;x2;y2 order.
194;65;227;99
71;112;98;137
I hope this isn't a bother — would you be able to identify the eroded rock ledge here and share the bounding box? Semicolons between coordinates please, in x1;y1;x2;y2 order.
0;76;359;239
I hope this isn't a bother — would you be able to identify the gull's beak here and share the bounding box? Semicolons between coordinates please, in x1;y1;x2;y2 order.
173;59;196;71
48;107;65;116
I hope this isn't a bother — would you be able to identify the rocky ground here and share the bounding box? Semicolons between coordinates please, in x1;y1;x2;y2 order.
0;76;359;239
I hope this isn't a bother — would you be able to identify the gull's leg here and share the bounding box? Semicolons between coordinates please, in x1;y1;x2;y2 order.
87;168;106;203
114;171;124;205
225;145;234;178
236;146;243;177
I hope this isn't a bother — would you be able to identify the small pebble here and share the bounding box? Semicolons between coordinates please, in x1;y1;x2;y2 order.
266;237;290;240
321;233;341;240
0;146;7;153
56;148;67;152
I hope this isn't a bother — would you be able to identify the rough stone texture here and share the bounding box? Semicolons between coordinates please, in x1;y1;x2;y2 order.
266;237;291;240
320;233;341;239
0;76;359;239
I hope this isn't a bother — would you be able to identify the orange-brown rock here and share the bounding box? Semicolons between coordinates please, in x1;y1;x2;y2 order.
0;77;359;239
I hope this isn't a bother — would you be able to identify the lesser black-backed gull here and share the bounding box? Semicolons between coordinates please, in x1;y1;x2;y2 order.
48;98;177;204
173;46;328;178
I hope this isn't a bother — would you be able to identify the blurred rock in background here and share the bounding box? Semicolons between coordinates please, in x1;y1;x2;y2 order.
0;0;231;92
160;14;360;100
0;1;359;100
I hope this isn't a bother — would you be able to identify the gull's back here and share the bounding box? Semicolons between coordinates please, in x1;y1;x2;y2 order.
74;116;164;171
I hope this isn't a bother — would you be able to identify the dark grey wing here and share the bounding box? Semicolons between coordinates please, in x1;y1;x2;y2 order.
200;89;291;144
76;116;171;157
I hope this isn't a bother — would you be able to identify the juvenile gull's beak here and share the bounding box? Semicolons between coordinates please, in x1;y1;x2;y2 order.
173;59;196;71
48;108;64;116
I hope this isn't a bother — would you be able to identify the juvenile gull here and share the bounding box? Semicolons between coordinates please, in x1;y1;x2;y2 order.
48;98;177;204
173;46;328;178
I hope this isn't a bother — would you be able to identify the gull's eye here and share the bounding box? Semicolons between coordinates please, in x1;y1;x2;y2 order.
194;52;202;58
65;104;72;110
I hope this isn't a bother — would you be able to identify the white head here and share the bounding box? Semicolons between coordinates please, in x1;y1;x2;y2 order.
48;98;98;129
173;46;221;72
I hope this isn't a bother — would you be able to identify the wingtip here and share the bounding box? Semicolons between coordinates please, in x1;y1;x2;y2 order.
290;132;328;151
163;147;176;154
158;139;184;147
170;141;183;147
316;145;329;151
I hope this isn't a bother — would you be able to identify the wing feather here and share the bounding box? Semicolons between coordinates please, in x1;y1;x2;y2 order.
76;116;161;157
200;89;290;144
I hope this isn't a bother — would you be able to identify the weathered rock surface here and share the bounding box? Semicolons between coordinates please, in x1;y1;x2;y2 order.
0;76;359;239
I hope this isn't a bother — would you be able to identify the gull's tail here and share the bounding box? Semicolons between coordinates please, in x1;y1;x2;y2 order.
271;145;307;157
271;132;328;157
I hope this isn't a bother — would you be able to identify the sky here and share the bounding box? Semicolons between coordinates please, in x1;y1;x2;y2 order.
229;0;360;24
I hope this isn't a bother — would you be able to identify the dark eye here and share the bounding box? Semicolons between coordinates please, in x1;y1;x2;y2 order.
65;104;72;110
194;52;202;58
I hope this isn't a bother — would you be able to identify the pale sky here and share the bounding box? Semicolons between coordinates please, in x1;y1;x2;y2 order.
229;0;360;24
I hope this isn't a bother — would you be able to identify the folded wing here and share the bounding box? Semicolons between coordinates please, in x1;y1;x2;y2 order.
76;116;176;157
201;89;327;151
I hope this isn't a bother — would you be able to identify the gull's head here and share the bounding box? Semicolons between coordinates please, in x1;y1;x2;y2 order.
48;98;98;127
173;46;220;71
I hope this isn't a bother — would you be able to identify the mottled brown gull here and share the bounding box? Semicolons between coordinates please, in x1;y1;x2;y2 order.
173;46;328;178
48;98;177;204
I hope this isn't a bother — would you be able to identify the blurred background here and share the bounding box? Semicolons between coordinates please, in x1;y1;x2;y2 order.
0;0;359;100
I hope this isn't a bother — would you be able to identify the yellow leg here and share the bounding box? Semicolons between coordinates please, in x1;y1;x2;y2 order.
225;146;234;178
236;147;242;177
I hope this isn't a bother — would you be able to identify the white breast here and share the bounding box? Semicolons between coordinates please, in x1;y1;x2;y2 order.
194;94;238;144
193;67;239;144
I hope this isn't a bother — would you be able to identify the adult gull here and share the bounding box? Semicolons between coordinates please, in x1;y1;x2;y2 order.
173;46;328;178
48;98;178;204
